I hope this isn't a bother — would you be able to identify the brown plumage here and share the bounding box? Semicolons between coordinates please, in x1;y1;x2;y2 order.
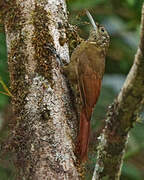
64;11;110;162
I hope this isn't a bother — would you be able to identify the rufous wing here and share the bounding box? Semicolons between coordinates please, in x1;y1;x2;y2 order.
78;65;102;120
76;63;102;161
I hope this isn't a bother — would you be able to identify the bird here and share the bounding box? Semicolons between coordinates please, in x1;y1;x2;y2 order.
64;10;110;162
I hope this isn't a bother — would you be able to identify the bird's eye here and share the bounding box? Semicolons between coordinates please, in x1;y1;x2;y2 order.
100;27;105;33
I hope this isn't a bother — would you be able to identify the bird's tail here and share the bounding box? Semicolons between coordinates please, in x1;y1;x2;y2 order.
76;106;92;162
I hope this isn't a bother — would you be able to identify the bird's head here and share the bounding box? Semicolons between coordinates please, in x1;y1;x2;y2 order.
86;10;110;52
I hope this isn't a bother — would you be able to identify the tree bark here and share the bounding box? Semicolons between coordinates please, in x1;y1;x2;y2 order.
4;0;79;179
92;3;144;180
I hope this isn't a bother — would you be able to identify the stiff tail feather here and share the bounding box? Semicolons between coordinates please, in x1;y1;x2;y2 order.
76;107;92;162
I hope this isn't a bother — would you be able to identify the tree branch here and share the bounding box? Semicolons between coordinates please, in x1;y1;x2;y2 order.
92;3;144;180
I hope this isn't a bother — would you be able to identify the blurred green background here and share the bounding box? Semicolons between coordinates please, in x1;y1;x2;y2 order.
0;0;144;179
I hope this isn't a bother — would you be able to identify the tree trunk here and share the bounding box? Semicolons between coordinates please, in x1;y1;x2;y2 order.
4;0;79;179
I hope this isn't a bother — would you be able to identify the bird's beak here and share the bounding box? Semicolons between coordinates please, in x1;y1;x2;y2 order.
86;10;98;33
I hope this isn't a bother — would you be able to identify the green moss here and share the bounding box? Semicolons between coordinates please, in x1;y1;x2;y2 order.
9;38;28;116
1;1;28;116
66;25;82;56
32;5;54;83
2;1;23;33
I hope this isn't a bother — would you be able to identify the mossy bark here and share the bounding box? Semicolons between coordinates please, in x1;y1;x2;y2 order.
92;4;144;180
3;0;79;179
